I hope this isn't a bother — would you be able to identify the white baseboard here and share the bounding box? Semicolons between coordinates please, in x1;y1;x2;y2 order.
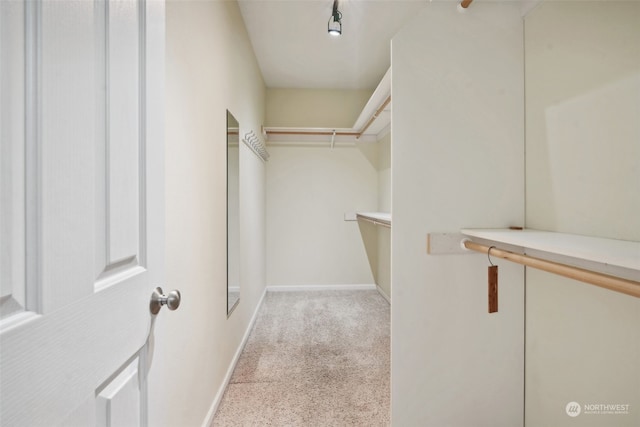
267;284;377;292
376;285;391;304
201;287;268;427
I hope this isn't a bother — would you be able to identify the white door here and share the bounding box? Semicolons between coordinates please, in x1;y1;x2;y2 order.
1;0;165;425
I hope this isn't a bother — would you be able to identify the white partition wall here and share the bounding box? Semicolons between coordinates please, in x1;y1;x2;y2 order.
391;3;524;425
376;134;391;300
524;3;640;426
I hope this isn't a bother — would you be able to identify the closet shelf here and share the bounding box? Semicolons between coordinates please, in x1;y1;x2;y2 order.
461;229;639;271
264;68;391;144
461;228;640;298
357;212;391;228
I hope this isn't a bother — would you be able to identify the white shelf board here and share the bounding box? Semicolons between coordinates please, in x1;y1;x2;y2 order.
461;229;640;273
352;67;391;134
356;212;391;227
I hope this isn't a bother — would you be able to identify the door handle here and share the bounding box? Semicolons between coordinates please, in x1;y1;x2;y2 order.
150;287;181;315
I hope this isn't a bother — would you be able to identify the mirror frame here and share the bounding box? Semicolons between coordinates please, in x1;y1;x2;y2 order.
226;110;240;316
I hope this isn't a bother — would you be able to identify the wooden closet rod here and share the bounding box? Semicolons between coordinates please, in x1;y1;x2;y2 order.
463;240;640;298
264;95;391;139
265;130;360;136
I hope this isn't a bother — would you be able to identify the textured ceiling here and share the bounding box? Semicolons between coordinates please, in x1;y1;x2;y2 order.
238;0;428;90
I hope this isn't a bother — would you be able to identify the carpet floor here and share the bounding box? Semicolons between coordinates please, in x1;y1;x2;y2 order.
212;290;390;426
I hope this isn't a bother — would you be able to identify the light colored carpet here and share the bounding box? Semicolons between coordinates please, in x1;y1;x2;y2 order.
212;290;390;426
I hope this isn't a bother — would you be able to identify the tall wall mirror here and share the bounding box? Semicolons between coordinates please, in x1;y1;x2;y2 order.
227;110;240;315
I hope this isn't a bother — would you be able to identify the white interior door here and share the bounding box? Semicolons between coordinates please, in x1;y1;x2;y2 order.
0;0;165;425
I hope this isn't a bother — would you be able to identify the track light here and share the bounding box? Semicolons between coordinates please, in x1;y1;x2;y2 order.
328;0;342;36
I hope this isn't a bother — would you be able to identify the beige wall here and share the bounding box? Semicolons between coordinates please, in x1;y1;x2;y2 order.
391;3;525;425
266;143;378;287
265;88;372;128
156;1;266;426
524;2;640;426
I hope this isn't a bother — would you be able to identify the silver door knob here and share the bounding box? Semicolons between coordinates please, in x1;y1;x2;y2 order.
150;287;181;315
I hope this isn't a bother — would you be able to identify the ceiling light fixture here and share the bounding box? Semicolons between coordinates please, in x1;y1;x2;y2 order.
328;0;342;36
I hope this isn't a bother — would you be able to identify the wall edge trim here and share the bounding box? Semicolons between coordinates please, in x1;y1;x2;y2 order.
376;285;391;304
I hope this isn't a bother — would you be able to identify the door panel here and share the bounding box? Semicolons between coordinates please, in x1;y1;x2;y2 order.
105;0;141;268
41;0;107;311
0;1;164;425
0;0;27;322
96;357;142;427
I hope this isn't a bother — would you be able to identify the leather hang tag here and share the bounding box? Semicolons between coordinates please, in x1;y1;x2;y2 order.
488;265;498;313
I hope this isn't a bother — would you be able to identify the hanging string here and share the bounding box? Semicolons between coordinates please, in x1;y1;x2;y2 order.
487;246;496;266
